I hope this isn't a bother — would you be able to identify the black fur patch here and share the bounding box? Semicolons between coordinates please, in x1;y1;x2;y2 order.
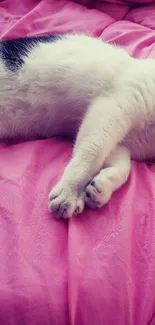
0;35;62;72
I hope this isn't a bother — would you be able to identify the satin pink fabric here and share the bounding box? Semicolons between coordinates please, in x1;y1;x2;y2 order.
0;1;155;324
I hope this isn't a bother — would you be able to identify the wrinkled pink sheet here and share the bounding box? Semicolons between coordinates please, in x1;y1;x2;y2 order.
0;1;155;324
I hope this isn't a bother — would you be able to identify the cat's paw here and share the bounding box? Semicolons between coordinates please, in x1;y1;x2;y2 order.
48;182;84;219
85;174;113;209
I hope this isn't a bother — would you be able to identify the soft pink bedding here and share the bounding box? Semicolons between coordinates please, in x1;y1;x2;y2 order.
0;0;155;324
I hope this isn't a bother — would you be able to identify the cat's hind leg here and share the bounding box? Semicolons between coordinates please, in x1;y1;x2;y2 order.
85;145;131;209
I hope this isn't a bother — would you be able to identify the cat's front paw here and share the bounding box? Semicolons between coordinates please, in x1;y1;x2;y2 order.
48;181;84;219
85;174;113;209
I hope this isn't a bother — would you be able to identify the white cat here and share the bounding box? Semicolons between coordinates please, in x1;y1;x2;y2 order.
0;34;155;218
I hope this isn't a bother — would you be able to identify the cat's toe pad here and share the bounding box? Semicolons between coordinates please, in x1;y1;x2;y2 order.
49;182;84;219
85;176;113;209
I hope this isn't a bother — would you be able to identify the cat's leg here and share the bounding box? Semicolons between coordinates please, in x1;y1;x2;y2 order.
48;96;133;219
85;145;131;209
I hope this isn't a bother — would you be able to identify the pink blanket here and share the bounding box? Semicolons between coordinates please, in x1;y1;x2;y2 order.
0;1;155;324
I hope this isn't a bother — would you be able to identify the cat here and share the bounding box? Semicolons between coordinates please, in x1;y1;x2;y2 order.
0;33;155;219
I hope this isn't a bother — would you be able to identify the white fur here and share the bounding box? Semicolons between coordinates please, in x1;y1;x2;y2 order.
1;34;155;218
